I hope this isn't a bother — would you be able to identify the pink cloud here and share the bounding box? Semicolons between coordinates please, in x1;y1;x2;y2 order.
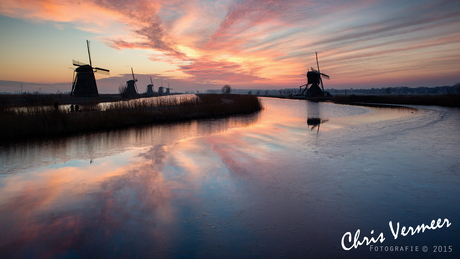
1;0;460;89
179;57;267;84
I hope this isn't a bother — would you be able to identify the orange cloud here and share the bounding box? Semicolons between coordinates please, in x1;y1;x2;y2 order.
1;0;460;89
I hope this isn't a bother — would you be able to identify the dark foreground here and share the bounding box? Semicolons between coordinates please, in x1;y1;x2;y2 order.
0;94;262;141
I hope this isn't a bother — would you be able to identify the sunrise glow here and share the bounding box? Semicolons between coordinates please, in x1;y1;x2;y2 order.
0;0;459;93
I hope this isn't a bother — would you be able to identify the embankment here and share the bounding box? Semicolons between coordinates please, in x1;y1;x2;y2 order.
331;94;460;107
0;94;262;141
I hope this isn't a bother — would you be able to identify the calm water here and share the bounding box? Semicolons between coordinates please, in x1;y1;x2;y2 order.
1;98;459;258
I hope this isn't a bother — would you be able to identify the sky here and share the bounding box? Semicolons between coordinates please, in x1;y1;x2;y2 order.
0;0;459;93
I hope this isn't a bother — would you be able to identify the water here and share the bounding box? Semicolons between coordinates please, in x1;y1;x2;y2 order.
0;98;459;258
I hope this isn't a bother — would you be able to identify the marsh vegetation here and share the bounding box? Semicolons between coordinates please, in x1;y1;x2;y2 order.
0;94;262;141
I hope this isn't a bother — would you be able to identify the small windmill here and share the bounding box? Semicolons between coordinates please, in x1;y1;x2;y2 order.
158;81;164;94
146;76;154;96
125;67;138;97
71;40;109;97
166;83;172;95
299;52;330;98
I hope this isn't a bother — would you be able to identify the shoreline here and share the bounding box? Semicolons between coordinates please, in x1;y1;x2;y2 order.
263;93;460;108
0;94;262;142
330;94;460;108
2;93;458;143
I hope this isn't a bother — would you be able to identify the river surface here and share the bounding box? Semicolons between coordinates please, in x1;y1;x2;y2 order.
0;97;459;258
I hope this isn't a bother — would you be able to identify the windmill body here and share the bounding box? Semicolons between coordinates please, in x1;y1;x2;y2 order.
146;84;154;95
305;69;325;97
123;67;138;97
166;84;172;95
126;80;138;96
71;40;109;97
146;77;154;96
72;65;98;97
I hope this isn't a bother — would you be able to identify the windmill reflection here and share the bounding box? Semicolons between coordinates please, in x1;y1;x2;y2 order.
306;101;328;133
307;118;329;133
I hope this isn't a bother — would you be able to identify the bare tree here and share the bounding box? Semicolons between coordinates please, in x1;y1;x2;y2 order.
222;85;232;94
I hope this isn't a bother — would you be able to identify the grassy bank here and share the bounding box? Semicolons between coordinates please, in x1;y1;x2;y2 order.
331;94;460;107
0;94;262;141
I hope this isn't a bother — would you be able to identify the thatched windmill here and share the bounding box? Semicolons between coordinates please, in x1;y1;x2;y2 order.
166;83;172;95
158;81;164;95
125;67;138;97
146;77;154;96
71;40;109;97
299;52;330;97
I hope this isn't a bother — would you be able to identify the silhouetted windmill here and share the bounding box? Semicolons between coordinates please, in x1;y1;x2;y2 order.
166;83;172;95
125;67;138;97
158;81;164;94
146;76;154;96
71;40;109;97
299;52;330;98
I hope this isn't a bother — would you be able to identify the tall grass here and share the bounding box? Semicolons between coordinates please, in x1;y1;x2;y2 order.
0;94;262;141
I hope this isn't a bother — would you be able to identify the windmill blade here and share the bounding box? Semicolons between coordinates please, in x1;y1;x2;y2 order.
94;67;109;72
87;40;92;68
94;67;110;75
315;52;325;93
320;73;330;79
150;76;153;85
131;67;136;81
71;70;76;94
73;60;88;66
316;52;322;73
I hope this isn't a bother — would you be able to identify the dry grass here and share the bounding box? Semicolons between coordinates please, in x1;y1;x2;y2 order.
0;94;262;141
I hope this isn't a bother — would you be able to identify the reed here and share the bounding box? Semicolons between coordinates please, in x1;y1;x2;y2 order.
0;94;262;141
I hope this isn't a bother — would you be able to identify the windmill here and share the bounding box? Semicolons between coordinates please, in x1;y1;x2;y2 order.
71;40;109;97
158;81;164;94
166;83;172;95
146;76;154;96
299;52;330;98
125;67;138;97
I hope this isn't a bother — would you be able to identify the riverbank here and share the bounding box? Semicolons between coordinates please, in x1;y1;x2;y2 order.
0;94;262;141
331;94;460;107
267;93;460;107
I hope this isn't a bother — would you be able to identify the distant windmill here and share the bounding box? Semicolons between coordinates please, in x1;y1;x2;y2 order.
158;81;164;95
299;52;330;98
146;76;154;96
125;67;138;97
71;40;109;97
166;83;172;95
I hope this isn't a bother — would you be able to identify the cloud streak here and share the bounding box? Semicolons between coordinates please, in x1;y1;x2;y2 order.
0;0;459;89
